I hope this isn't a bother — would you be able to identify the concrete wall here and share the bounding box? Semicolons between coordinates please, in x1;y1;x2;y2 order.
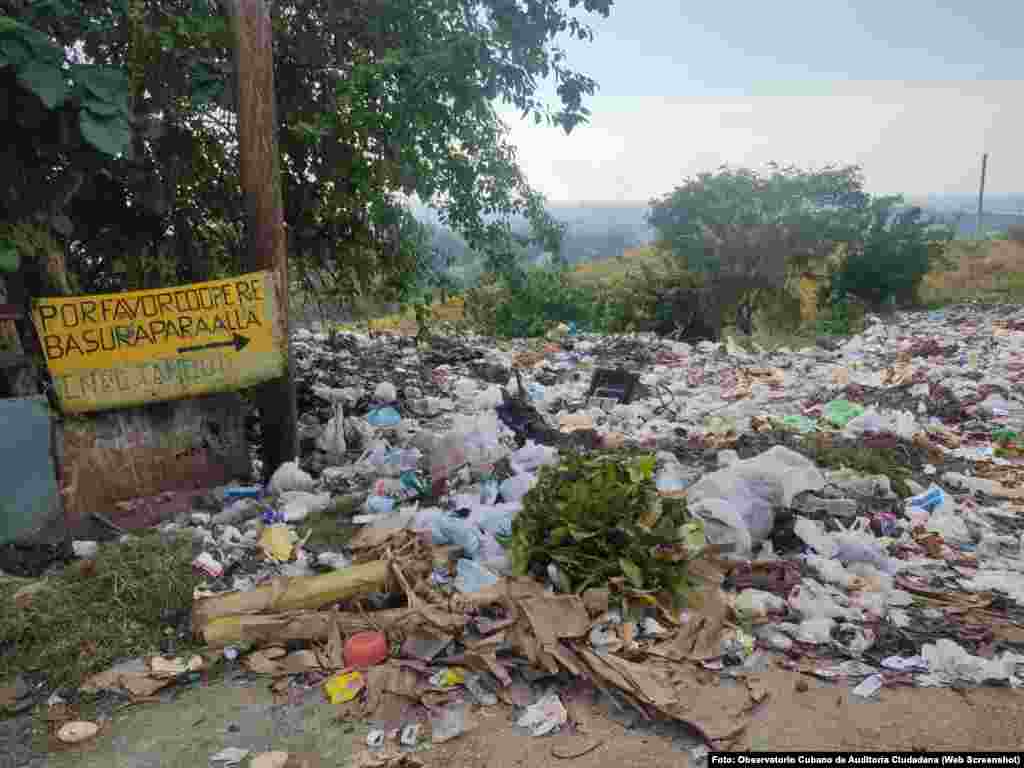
59;392;250;529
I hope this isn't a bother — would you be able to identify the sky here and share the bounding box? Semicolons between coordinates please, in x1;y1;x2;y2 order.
495;0;1023;204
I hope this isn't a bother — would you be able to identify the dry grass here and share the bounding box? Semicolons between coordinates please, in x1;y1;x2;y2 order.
567;245;666;288
0;533;199;689
365;295;466;335
920;240;1024;305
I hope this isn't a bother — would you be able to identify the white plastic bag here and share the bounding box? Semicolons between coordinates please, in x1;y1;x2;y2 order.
500;473;536;503
794;518;839;558
788;578;855;621
687;447;825;558
279;491;331;522
734;589;786;619
316;409;346;458
509;441;557;474
268;458;315;495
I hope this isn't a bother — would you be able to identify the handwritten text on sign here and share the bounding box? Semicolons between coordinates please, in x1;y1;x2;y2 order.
32;271;285;414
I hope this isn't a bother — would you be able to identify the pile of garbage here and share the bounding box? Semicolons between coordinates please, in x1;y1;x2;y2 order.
79;304;1024;757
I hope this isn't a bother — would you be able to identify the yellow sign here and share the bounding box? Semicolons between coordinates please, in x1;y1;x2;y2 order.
32;271;285;414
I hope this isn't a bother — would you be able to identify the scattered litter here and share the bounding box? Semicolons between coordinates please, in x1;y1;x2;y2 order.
517;693;569;737
56;720;99;744
324;670;365;704
430;701;474;743
852;674;884;699
400;723;421;747
210;747;251;766
71;541;98;559
344;631;389;668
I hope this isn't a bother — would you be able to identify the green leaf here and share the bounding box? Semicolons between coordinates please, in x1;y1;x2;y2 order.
16;59;68;109
619;558;644;589
81;97;128;117
73;64;130;104
0;242;20;273
0;37;33;69
79;111;131;157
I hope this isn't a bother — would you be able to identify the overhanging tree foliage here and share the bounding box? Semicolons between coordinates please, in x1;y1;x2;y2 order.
0;0;614;308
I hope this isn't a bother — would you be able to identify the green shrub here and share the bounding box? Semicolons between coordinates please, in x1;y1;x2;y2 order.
465;266;606;337
833;203;953;309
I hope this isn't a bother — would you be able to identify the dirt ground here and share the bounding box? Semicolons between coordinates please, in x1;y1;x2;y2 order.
26;667;1024;768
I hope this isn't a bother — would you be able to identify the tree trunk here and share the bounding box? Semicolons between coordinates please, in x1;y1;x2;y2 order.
230;0;298;478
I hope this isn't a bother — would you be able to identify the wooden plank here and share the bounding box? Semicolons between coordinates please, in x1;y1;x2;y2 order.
29;271;286;414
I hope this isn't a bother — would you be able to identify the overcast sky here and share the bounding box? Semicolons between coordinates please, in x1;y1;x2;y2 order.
496;0;1022;204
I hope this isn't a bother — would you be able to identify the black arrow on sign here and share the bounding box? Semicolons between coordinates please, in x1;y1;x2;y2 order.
177;333;250;355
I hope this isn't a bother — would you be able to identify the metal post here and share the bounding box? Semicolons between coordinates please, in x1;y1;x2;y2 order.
977;152;988;239
230;0;298;478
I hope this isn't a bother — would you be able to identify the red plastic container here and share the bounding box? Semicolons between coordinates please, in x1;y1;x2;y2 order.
344;631;388;668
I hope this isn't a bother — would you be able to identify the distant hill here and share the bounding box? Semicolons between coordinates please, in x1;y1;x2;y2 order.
417;196;1024;286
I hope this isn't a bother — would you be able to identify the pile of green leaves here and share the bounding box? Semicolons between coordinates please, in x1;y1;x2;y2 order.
504;451;694;605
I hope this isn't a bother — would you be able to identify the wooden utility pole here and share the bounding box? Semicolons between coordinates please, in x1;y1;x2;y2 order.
977;152;988;238
230;0;298;478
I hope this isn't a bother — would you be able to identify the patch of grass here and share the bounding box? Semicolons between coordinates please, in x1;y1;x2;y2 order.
0;533;199;689
804;439;913;498
302;495;359;551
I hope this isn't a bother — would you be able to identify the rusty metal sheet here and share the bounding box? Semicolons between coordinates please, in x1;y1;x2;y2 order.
31;271;285;414
0;396;62;544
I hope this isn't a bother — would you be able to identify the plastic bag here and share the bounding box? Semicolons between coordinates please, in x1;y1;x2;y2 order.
788;578;855;621
474;386;503;410
430;515;482;559
656;463;691;494
475;503;520;538
480;476;500;505
453;559;499;593
907;485;945;513
843;408;886;436
268;458;315;495
509;441;557;474
734;589;786;619
920;639;1023;685
780;414;816;434
373;381;397;402
687;446;825;557
278;491;331;522
516;693;568;737
796;617;835;645
316;410;346;458
367;407;402;428
824;399;865;428
806;554;857;588
500;473;536;503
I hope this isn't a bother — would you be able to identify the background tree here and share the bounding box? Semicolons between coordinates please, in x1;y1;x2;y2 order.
647;164;869;334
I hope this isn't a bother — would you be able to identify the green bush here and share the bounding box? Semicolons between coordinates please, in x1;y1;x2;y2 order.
833;203;953;309
465;266;607;337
